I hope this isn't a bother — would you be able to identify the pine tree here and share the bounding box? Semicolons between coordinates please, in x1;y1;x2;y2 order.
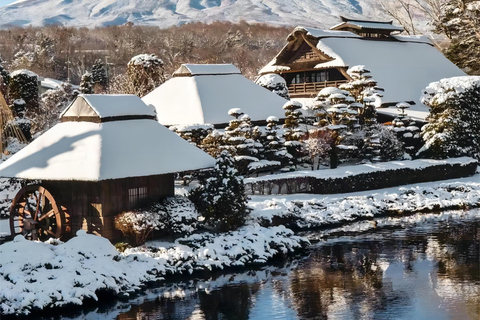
79;72;94;94
255;73;290;99
91;59;108;93
263;116;292;167
433;0;480;75
9;69;39;114
418;76;480;160
339;65;383;125
282;100;307;168
0;57;9;99
189;151;250;231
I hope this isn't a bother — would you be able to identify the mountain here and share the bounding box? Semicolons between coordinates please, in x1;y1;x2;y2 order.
0;0;389;29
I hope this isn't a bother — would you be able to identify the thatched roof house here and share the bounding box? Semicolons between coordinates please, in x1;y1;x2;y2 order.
0;94;215;240
142;64;287;127
260;19;466;121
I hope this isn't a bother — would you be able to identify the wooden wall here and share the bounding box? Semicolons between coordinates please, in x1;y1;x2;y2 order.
42;173;175;241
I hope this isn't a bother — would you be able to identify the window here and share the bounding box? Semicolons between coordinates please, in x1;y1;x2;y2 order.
128;187;148;209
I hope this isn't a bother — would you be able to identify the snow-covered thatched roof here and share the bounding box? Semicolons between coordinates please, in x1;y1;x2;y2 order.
0;95;215;181
142;64;287;126
260;27;466;120
60;94;156;120
173;64;241;76
331;17;404;32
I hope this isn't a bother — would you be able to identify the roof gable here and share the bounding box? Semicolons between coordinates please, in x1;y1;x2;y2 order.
61;94;156;122
173;64;241;77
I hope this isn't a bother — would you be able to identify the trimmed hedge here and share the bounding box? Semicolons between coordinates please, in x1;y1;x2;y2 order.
246;158;478;195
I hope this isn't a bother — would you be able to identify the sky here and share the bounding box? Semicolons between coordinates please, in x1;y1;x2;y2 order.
0;0;16;7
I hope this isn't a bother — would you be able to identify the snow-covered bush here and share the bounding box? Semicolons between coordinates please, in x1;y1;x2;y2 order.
256;73;290;99
418;76;480;160
0;57;9;98
126;53;165;97
8;69;38;114
189;151;250;231
37;83;76;133
171;123;214;146
115;196;199;246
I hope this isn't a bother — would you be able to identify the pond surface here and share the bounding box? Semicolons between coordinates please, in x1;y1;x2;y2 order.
33;209;480;320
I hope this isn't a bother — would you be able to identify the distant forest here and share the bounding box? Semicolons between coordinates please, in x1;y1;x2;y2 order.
0;21;290;83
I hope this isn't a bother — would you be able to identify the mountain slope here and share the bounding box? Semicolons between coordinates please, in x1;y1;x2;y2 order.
0;0;388;29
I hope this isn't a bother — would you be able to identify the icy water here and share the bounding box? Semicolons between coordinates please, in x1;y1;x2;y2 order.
30;209;480;320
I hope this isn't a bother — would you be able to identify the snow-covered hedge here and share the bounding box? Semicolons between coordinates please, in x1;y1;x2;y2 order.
249;178;480;229
115;196;199;245
245;157;478;195
0;226;308;315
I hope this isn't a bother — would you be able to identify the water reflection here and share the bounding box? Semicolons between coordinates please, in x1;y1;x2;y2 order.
115;210;479;320
21;210;480;320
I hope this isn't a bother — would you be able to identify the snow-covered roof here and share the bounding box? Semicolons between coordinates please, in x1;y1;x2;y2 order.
143;64;287;126
260;27;466;120
60;94;156;120
0;118;215;181
331;18;404;32
173;64;241;77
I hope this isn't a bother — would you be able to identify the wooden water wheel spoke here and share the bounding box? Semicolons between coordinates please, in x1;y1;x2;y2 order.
37;209;55;221
9;185;70;241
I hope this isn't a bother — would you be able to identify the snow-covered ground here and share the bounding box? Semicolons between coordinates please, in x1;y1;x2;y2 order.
0;226;307;315
248;171;480;229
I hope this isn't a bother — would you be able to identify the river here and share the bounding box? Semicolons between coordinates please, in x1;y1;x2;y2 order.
20;209;480;320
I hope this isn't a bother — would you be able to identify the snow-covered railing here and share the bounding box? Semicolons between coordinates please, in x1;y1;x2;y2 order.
245;157;478;195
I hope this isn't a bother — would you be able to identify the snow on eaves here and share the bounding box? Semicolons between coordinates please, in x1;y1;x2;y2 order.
0;119;215;181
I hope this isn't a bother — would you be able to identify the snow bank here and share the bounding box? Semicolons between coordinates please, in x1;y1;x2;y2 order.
249;176;480;229
0;226;307;315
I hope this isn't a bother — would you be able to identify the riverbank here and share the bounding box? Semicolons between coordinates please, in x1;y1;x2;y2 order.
0;171;479;316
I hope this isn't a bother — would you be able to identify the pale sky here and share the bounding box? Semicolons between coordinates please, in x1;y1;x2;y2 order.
0;0;17;7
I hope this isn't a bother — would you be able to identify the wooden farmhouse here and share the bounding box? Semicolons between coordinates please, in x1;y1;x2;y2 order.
0;94;215;241
142;64;287;127
259;17;466;121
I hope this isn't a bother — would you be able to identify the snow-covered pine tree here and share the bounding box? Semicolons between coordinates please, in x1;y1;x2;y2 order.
170;124;214;146
91;59;108;93
263;116;292;167
79;72;94;94
434;0;480;75
391;102;422;158
418;76;480;160
189;151;250;231
255;73;290;99
0;57;9;98
9;69;39;114
233;114;262;175
201;129;225;158
339;65;383;125
126;54;165;97
313;87;359;168
283;100;307;168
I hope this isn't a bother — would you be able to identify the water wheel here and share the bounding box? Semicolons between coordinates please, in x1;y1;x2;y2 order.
9;185;71;241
